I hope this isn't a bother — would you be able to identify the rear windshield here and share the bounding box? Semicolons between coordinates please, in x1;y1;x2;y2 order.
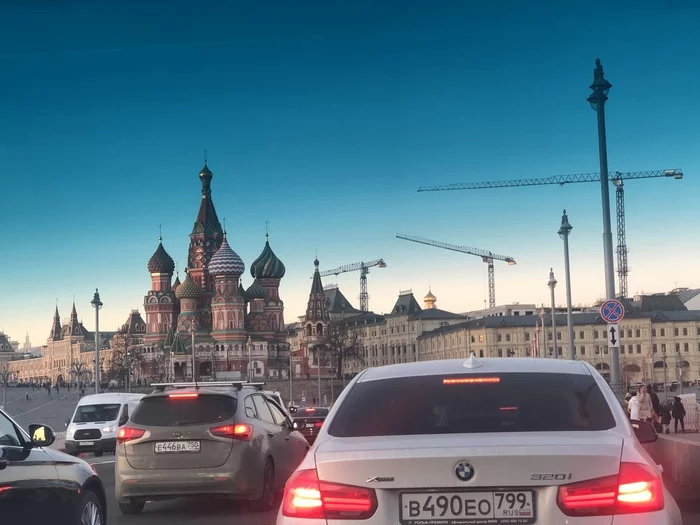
73;404;121;423
295;407;329;418
131;394;237;427
328;373;616;437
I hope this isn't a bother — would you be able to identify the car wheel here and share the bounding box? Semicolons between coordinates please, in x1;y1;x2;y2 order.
118;498;146;514
251;459;275;512
75;490;104;525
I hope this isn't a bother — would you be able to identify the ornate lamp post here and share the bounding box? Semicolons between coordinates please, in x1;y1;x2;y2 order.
558;210;575;359
90;289;103;394
548;269;558;359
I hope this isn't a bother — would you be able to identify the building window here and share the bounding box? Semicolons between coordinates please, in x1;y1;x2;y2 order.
621;347;625;354
683;327;688;336
676;343;680;353
548;332;552;340
661;328;666;337
652;328;656;337
497;334;502;342
652;344;657;353
579;331;584;339
557;332;562;340
471;336;475;343
580;346;585;355
479;350;484;358
479;335;484;342
497;349;503;357
525;333;530;341
635;329;641;338
594;330;599;339
684;343;689;352
674;328;679;336
505;334;511;342
636;345;641;354
661;344;666;353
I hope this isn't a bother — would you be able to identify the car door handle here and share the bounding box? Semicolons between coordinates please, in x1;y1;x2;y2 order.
285;436;290;441
267;431;274;437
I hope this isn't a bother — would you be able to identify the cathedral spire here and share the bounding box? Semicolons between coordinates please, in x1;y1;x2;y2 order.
191;161;222;236
50;305;62;341
305;257;329;323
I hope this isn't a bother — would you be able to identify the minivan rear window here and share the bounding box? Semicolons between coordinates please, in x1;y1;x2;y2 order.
130;394;237;427
73;404;121;423
328;373;616;437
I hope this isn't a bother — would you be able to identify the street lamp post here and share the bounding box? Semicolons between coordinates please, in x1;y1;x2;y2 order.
288;347;293;405
246;336;252;381
548;269;558;359
587;58;621;395
0;364;15;410
558;210;575;360
189;325;196;382
90;289;103;394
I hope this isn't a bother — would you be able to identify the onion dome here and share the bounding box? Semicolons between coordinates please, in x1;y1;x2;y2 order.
147;239;175;274
250;237;286;279
208;235;245;276
424;289;436;302
175;270;203;299
246;279;266;300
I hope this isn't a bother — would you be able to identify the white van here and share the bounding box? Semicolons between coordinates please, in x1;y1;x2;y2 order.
65;393;145;456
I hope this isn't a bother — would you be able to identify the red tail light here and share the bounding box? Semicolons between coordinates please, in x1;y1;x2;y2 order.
282;469;377;520
314;421;324;428
117;427;145;444
210;423;253;441
557;462;664;516
168;392;198;398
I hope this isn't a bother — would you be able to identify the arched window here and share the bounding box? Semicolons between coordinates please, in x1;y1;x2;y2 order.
316;323;323;336
306;324;312;336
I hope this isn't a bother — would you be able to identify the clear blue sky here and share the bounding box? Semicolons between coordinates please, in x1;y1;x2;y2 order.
1;1;699;346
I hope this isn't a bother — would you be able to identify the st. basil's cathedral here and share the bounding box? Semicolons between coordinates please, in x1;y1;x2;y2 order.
142;161;289;380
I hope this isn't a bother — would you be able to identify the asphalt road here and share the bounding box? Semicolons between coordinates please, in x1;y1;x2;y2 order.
4;387;700;523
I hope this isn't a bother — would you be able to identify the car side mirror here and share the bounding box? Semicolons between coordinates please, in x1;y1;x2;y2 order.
631;419;658;444
28;424;55;448
289;406;298;414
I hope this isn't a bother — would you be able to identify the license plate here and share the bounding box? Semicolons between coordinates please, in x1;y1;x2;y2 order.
154;441;201;454
400;490;535;525
79;441;94;446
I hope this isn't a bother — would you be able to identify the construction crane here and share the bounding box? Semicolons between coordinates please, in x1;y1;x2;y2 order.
396;234;516;309
418;169;683;299
316;259;387;312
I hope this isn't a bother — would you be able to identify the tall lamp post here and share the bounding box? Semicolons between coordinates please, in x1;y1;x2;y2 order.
246;336;253;381
587;58;621;395
189;324;196;382
548;269;559;359
90;289;103;394
288;347;294;406
558;210;575;359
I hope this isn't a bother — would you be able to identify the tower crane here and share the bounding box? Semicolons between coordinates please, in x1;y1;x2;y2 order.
396;234;516;309
315;259;387;312
418;169;683;299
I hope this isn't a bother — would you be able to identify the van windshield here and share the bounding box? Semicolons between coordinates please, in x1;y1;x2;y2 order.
73;403;121;423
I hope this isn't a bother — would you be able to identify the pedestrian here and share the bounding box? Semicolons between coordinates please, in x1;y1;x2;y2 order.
630;385;653;422
660;401;672;434
647;384;661;431
672;396;686;434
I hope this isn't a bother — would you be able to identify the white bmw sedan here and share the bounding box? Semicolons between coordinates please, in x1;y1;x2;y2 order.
277;356;682;525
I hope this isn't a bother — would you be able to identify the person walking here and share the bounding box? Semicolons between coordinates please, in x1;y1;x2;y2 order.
647;384;661;431
631;385;653;423
660;401;672;434
672;396;686;434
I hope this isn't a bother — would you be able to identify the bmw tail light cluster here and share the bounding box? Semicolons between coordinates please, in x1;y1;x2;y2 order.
282;469;378;520
557;462;664;516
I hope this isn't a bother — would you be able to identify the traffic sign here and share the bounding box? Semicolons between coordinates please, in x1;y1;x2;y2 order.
600;299;625;323
607;323;620;347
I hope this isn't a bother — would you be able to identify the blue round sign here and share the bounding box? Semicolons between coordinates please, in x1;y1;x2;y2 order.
600;299;625;323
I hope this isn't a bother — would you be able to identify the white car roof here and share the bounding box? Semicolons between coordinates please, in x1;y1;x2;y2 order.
77;392;146;405
359;357;594;383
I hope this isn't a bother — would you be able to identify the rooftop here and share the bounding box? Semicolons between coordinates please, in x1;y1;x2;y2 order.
358;356;593;382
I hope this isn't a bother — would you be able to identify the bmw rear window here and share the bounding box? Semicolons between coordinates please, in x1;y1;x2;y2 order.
130;394;237;427
328;373;615;437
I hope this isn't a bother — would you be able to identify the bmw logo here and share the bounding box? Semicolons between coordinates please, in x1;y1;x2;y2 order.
455;461;474;482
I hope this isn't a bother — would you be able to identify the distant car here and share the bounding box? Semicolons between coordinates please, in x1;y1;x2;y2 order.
115;381;309;515
0;407;107;524
277;356;682;525
290;406;329;445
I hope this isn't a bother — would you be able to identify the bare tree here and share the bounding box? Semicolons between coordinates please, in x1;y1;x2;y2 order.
108;327;143;390
324;321;364;379
0;361;17;409
69;360;89;387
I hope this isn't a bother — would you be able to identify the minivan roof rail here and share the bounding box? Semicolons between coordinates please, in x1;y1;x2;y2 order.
150;381;267;393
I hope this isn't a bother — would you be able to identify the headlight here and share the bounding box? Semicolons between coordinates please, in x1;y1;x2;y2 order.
102;426;115;433
66;429;74;438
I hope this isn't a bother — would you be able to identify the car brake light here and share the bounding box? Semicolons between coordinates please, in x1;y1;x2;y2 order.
305;408;315;412
210;423;253;441
557;462;664;517
282;469;377;520
314;421;324;428
168;392;198;398
116;427;145;444
443;377;500;384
